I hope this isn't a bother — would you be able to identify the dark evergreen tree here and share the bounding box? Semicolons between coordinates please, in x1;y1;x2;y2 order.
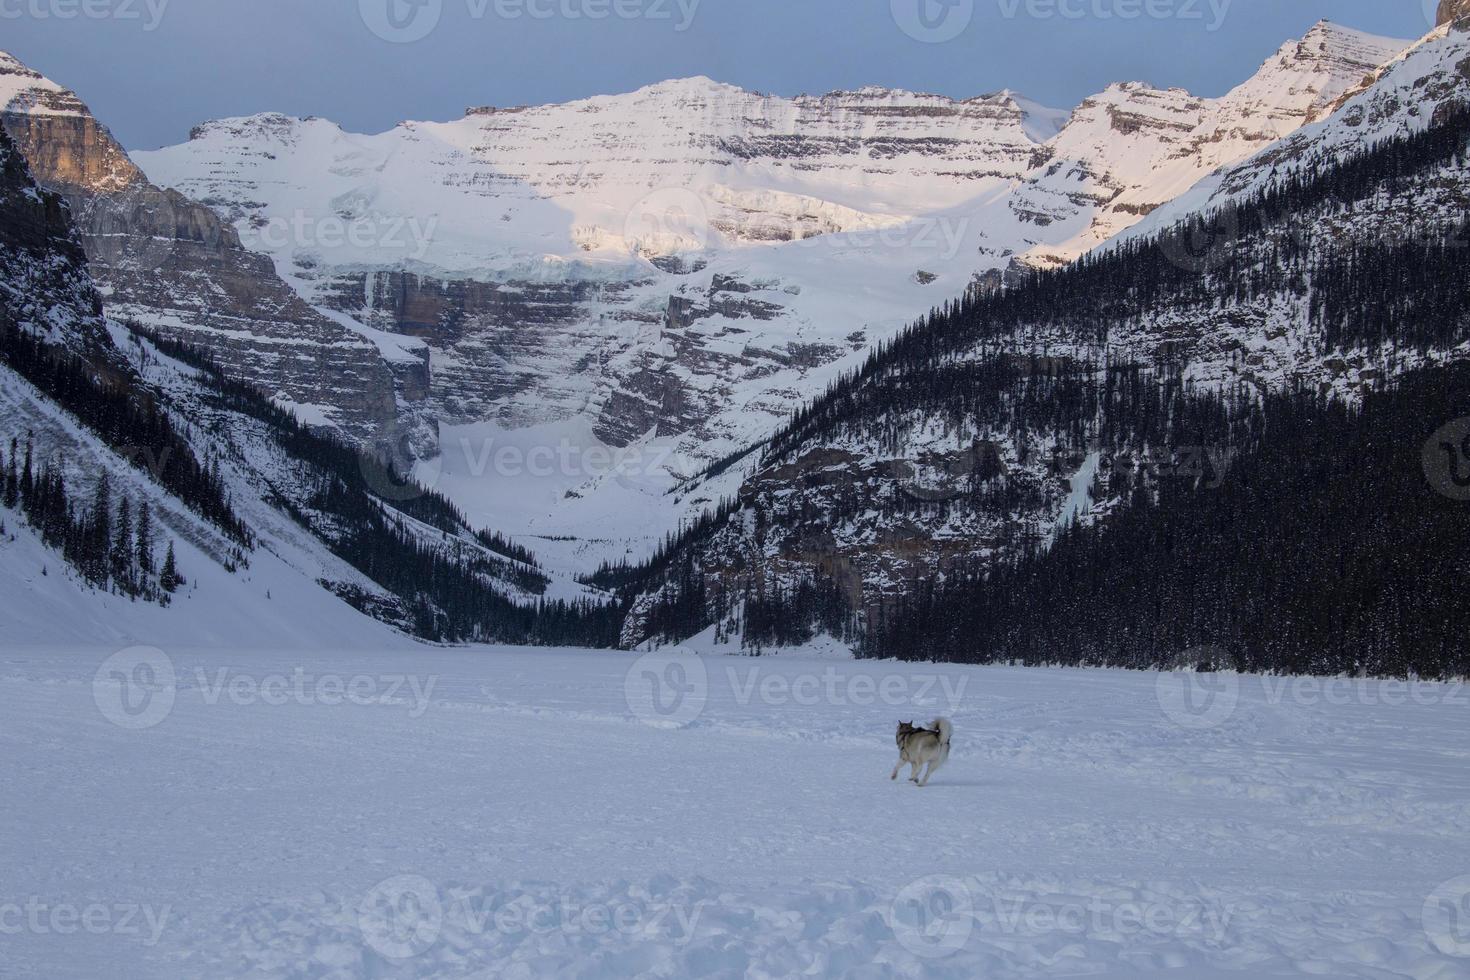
136;499;154;577
112;496;135;595
88;472;112;586
0;439;13;509
160;542;181;594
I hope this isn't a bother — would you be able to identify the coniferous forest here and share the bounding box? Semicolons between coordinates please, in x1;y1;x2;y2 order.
864;363;1470;679
126;325;624;647
613;103;1470;677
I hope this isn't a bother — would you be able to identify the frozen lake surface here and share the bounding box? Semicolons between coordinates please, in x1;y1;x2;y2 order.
3;645;1468;978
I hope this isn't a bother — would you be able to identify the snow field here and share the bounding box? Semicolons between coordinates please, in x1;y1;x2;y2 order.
1;645;1468;977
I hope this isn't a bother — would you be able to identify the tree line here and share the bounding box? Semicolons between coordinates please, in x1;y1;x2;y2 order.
2;435;184;604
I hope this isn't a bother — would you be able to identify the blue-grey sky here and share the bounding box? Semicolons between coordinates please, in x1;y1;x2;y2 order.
0;0;1437;150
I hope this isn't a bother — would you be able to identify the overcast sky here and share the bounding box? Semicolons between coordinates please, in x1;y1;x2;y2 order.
0;0;1437;149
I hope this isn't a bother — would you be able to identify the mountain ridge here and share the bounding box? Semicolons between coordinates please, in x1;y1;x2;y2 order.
2;19;1418;575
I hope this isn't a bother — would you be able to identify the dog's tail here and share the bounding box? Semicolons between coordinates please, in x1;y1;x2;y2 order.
931;717;953;764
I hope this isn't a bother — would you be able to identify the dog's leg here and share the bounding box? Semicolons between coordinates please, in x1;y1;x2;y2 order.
890;759;902;781
918;761;934;787
909;761;921;783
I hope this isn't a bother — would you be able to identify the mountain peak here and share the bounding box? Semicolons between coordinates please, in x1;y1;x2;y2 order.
1221;20;1411;129
0;50;142;194
1280;19;1410;66
632;75;751;100
0;50;74;116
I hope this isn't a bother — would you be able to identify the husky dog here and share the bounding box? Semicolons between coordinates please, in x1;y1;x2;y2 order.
891;718;953;787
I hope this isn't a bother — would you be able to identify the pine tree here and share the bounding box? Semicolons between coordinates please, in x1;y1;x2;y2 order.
41;464;69;549
19;435;33;505
160;542;181;594
135;499;154;577
1;442;16;511
88;472;112;584
113;496;135;594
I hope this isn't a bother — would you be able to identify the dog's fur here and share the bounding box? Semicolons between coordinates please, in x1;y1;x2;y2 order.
891;717;953;787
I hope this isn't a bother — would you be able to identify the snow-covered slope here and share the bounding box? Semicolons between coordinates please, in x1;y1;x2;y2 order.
1019;21;1409;264
1119;20;1470;245
0;116;598;646
137;23;1405;276
139;79;1052;265
0;121;404;647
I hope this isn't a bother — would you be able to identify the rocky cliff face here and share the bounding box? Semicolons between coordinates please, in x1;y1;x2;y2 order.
0;57;141;197
1441;0;1470;26
128;23;1409;571
1017;21;1409;264
0;52;418;453
0;125;106;352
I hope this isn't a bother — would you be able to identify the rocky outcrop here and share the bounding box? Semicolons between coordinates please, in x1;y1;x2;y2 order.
0;52;409;451
0;126;106;351
1441;0;1470;26
1017;22;1410;265
0;127;87;263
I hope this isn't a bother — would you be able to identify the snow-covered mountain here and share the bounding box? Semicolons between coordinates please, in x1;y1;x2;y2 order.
0;115;604;647
1;12;1463;651
1016;21;1410;264
617;17;1470;649
117;21;1409;573
1121;18;1470;245
0;51;421;455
